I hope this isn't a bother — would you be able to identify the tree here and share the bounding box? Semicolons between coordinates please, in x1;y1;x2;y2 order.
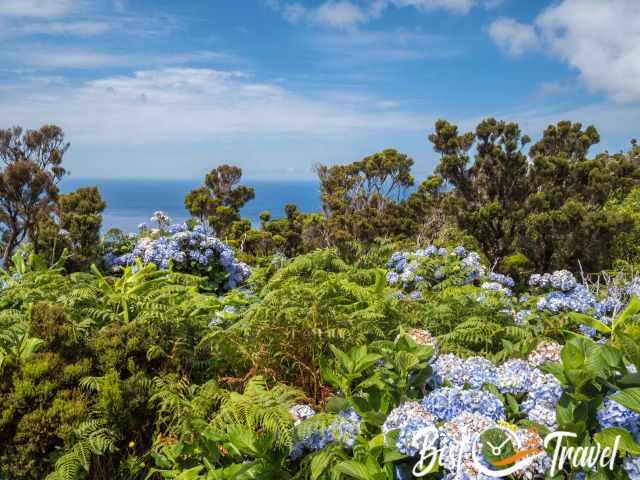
39;187;106;270
428;118;640;272
316;148;414;244
0;125;69;264
184;165;255;237
0;160;58;265
0;125;68;182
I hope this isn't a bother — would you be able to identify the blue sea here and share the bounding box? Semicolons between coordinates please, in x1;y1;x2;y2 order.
61;179;322;233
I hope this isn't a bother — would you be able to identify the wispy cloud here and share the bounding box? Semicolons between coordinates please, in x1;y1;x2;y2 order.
267;0;504;29
0;67;433;144
2;47;237;70
15;20;112;37
0;0;80;17
312;28;458;63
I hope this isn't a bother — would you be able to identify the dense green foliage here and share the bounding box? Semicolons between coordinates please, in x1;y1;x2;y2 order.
3;120;640;479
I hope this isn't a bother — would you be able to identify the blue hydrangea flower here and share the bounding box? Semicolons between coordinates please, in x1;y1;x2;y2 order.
453;245;467;257
597;398;640;441
521;374;562;428
383;402;437;456
623;455;640;479
438;412;496;480
432;354;498;389
496;359;542;395
422;387;505;422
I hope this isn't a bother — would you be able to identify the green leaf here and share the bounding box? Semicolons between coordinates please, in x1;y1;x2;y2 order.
334;460;372;480
610;388;640;414
175;466;204;480
613;294;640;331
562;341;585;370
594;427;640;455
617;332;640;370
310;450;334;480
570;312;611;335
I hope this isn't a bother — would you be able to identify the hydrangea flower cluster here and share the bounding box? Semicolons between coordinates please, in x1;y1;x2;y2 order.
438;412;495;480
382;402;437;456
520;374;563;429
386;245;489;293
530;271;620;326
105;220;250;290
623;455;640;479
406;328;438;353
151;210;171;226
496;359;543;395
527;341;562;367
480;281;513;297
296;408;362;453
488;272;515;288
421;387;505;422
289;404;315;425
535;284;597;314
529;270;578;292
597;398;640;441
432;354;498;390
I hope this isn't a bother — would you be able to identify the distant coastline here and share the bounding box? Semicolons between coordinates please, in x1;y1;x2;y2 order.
61;178;322;233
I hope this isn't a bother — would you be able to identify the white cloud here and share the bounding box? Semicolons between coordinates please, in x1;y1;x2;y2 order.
3;47;236;69
18;20;112;36
489;1;640;103
282;3;307;23
0;68;432;144
384;0;476;14
310;1;368;29
267;1;368;29
0;0;78;17
313;28;456;62
488;17;538;56
268;0;501;29
536;0;640;103
534;80;572;98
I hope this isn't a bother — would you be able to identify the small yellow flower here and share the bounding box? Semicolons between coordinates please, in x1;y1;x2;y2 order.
128;441;135;449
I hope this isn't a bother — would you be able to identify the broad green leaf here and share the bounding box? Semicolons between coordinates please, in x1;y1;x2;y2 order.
594;427;640;455
569;312;611;335
610;388;640;414
334;460;372;480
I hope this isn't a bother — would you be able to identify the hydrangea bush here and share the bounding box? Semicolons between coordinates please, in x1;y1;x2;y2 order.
104;211;250;291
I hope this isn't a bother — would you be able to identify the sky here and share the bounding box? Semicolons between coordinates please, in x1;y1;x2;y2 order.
0;0;639;181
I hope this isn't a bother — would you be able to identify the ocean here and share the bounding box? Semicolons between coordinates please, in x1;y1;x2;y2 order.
61;179;322;233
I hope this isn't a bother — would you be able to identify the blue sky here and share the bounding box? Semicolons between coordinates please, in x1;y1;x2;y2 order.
0;0;638;180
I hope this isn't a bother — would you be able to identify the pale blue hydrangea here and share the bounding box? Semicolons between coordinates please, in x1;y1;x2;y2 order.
289;404;315;425
481;281;512;297
383;402;438;456
529;271;577;291
514;309;532;325
496;359;542;395
421;387;505;422
521;374;562;428
432;354;498;389
597;398;640;441
623;456;640;479
453;246;467;257
329;408;361;448
297;408;361;452
105;218;250;290
488;272;515;288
